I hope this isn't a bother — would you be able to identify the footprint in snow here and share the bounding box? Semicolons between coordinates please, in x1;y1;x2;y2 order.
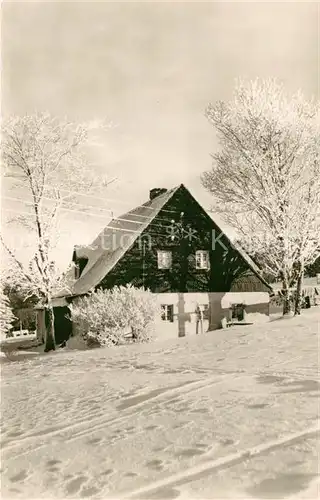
175;448;204;458
145;425;159;431
9;488;22;494
146;459;164;471
99;469;114;477
46;459;62;467
48;466;61;474
80;486;101;497
10;469;29;483
195;442;209;450
7;430;24;438
65;476;87;496
220;438;238;447
86;437;103;445
190;407;208;414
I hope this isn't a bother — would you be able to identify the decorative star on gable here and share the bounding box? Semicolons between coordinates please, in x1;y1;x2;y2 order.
166;217;197;243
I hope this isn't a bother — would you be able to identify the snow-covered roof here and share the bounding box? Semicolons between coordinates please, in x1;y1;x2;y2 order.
55;186;180;297
55;184;271;299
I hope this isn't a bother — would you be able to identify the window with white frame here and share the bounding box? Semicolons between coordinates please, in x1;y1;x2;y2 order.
161;304;174;322
157;250;172;269
195;250;210;270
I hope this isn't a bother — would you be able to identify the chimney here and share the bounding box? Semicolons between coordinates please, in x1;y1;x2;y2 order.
149;188;167;200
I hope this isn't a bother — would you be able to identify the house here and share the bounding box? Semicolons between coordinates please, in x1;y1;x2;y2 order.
44;184;272;343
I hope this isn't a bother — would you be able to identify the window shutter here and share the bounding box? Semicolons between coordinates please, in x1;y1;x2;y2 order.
168;304;174;322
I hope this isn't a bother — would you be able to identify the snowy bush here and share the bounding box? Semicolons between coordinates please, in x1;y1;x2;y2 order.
69;285;159;348
0;287;16;338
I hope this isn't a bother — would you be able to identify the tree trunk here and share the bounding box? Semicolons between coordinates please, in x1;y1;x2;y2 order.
294;265;304;316
281;278;291;316
44;304;56;352
178;293;186;338
178;221;188;337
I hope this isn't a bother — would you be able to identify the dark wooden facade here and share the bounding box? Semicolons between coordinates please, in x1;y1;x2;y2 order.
99;186;269;295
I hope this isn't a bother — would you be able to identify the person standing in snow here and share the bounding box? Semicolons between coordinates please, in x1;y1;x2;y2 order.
195;304;203;335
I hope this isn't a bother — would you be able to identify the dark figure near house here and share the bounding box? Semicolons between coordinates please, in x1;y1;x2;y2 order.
195;304;204;335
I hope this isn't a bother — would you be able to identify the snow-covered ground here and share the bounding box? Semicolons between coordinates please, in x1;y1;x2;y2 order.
1;309;319;499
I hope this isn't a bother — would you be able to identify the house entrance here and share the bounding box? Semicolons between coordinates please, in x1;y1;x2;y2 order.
231;303;246;323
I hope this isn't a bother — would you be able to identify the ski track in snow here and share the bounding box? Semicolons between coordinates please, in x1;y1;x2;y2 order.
1;374;231;455
120;426;320;499
1;309;319;499
2;354;312;460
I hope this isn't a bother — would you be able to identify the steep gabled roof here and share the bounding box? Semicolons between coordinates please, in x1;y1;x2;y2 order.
55;186;180;297
55;184;271;298
178;186;272;292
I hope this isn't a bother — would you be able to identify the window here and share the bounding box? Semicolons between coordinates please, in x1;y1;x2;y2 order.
74;258;88;279
195;250;210;270
231;304;245;322
157;250;172;269
161;304;174;322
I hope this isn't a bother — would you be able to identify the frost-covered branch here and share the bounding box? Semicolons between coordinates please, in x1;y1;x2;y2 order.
1;112;116;350
202;78;320;314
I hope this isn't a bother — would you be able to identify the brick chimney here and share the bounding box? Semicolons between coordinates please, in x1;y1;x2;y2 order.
149;188;167;200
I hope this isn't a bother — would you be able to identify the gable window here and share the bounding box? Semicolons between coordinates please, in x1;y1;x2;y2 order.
157;250;172;269
161;304;174;322
195;250;210;270
74;258;88;279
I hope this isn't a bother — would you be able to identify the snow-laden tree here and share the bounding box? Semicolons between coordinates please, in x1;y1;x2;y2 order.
202;79;320;315
0;285;16;338
69;285;158;347
1;112;116;351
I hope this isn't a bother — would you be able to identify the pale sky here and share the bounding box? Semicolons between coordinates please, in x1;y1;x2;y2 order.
1;1;319;269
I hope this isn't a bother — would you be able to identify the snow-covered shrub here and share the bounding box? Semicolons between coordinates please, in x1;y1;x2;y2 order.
69;285;158;348
0;287;16;338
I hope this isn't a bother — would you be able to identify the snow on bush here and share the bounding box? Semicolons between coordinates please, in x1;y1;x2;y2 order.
0;287;16;338
69;285;159;347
